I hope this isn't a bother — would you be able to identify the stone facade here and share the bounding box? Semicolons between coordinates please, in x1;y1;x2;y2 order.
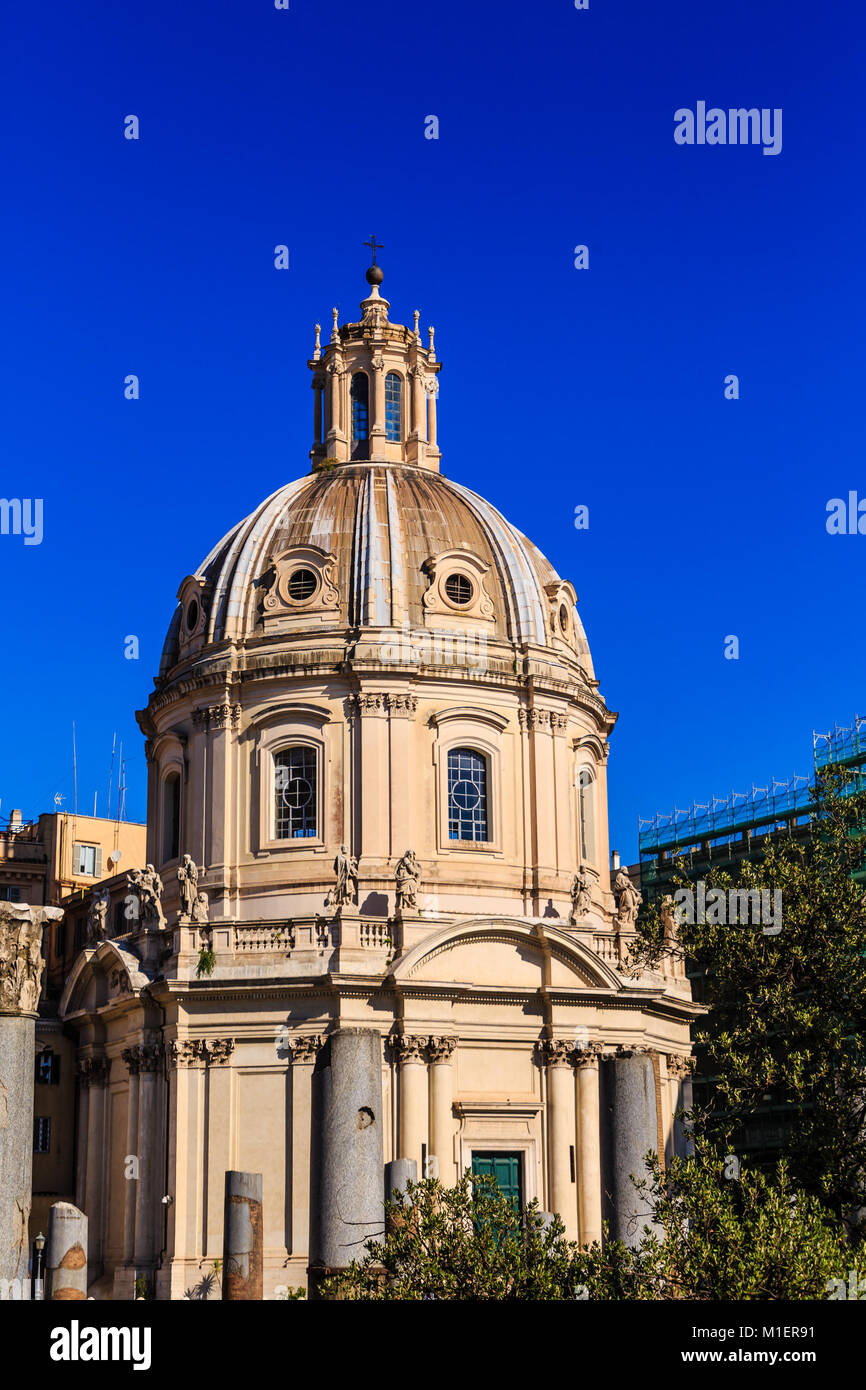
55;262;698;1298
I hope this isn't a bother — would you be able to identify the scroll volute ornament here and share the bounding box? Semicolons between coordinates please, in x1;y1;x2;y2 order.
260;545;340;615
176;574;210;654
544;579;579;649
421;548;495;623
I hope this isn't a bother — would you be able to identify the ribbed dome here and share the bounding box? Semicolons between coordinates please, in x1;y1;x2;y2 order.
159;463;595;680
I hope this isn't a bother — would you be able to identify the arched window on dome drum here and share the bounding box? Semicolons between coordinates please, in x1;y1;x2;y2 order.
274;747;317;839
447;748;489;842
162;773;180;862
385;372;402;441
351;373;369;443
578;768;596;865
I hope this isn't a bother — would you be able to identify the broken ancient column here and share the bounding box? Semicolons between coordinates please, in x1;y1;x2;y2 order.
47;1201;88;1300
0;903;63;1296
604;1049;661;1248
310;1029;384;1293
222;1171;263;1300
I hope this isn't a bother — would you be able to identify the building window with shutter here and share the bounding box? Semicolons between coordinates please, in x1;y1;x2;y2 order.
33;1117;51;1153
35;1049;60;1085
72;843;101;877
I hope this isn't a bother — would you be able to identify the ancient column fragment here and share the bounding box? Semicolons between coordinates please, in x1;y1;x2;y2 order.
311;1029;384;1285
0;903;63;1293
222;1170;263;1301
604;1049;660;1247
47;1201;88;1301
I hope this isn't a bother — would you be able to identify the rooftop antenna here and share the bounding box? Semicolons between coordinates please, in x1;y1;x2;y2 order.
117;744;126;822
107;732;117;823
72;721;78;824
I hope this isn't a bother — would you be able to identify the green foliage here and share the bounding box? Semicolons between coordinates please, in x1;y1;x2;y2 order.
628;770;866;1225
196;945;216;978
323;1160;861;1301
572;1146;863;1300
183;1259;222;1300
322;1173;582;1301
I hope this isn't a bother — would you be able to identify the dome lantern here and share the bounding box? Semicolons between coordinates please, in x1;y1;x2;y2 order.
309;245;442;473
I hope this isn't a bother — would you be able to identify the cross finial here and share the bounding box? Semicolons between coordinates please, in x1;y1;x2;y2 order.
364;235;384;266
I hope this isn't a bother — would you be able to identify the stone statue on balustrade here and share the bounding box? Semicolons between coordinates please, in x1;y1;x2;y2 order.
613;869;642;930
660;895;680;947
327;845;358;909
395;849;421;913
127;864;166;931
177;854;199;921
87;887;111;943
569;869;591;924
192;891;210;925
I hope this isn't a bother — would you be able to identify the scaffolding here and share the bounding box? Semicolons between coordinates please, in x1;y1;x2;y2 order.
638;775;813;859
813;715;866;773
639;714;866;865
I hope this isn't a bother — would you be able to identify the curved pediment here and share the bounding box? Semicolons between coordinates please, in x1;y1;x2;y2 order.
391;918;622;992
59;940;154;1018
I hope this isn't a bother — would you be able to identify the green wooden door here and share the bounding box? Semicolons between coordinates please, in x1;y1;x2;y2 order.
471;1152;523;1206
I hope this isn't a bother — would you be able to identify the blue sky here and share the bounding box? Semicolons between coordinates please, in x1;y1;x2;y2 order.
1;0;863;860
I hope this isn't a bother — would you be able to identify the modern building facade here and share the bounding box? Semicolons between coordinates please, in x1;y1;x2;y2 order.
637;714;866;902
636;714;865;1161
51;261;697;1298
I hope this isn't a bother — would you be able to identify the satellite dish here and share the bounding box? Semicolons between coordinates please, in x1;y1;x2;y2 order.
109;850;123;864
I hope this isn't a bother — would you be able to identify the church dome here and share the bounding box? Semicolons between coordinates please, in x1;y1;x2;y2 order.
138;258;616;930
158;261;597;687
159;464;595;681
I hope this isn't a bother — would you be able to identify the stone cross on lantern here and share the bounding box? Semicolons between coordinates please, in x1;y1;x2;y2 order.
363;235;384;266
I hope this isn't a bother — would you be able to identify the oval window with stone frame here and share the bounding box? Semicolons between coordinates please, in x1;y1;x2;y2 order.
287;568;318;603
444;573;474;607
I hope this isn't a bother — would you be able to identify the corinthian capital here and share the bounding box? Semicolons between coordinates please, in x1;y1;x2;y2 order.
0;903;62;1015
166;1039;207;1069
428;1036;457;1064
288;1035;322;1063
392;1034;428;1065
77;1055;112;1088
207;1038;235;1067
538;1038;575;1069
